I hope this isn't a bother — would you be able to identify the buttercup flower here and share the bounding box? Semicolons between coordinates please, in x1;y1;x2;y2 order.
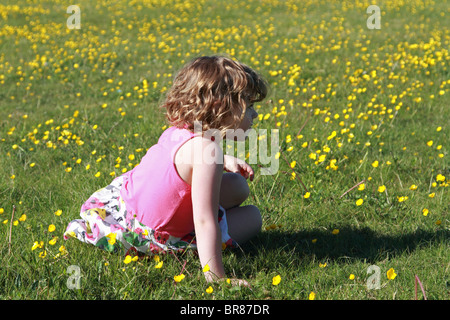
387;268;397;280
123;255;132;264
272;275;281;285
174;274;185;282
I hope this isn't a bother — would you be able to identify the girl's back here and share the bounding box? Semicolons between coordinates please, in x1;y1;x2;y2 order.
120;126;201;238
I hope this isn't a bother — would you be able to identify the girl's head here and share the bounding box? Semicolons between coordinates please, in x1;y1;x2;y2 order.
161;55;268;138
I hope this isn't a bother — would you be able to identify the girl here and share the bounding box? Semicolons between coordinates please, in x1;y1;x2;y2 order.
65;55;268;286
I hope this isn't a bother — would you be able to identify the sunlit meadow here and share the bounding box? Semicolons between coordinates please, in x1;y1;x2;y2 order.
0;0;448;300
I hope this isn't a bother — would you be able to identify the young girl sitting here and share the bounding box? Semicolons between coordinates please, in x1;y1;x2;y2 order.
65;55;268;286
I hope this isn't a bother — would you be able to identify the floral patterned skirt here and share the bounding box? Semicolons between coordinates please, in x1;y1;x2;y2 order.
64;175;237;256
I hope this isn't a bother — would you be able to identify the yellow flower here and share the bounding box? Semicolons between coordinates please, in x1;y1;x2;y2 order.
428;193;435;198
308;292;316;300
371;160;379;168
123;255;132;264
39;251;47;258
59;245;68;255
95;171;101;178
48;224;56;232
436;174;445;182
174;274;185;282
356;199;363;206
358;183;365;191
32;241;43;251
409;184;418;191
426;140;433;147
319;263;327;268
54;209;62;216
378;185;386;193
387;268;397;280
304;192;311;199
202;264;210;273
349;274;355;280
397;196;408;202
422;208;429;216
49;237;58;245
272;275;281;286
205;286;214;294
332;229;339;235
19;214;27;222
154;261;163;269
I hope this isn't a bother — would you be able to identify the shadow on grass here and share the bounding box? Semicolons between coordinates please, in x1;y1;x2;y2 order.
244;226;449;264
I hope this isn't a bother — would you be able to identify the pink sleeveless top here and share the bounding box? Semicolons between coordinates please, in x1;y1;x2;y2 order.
120;126;201;238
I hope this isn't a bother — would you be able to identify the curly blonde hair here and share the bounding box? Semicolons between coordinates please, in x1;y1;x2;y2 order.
160;55;268;138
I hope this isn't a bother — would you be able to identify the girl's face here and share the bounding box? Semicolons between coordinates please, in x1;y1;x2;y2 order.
237;103;258;132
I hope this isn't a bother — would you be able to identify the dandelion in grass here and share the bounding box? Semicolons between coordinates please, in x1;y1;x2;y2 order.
332;229;339;235
304;192;311;199
308;292;316;300
349;274;355;280
428;193;435;198
203;264;210;273
378;185;386;193
356;198;363;206
48;224;56;232
422;208;429;216
436;174;445;182
205;286;214;294
409;184;418;191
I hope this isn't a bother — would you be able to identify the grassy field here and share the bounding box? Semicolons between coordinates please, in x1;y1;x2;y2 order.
0;0;448;300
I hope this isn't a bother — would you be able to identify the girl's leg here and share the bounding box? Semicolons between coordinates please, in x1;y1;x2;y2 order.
226;205;262;244
219;172;250;209
219;172;262;244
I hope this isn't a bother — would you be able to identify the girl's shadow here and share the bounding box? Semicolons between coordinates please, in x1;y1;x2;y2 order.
244;226;448;264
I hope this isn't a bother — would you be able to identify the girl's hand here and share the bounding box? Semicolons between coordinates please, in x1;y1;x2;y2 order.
223;155;254;181
219;277;251;288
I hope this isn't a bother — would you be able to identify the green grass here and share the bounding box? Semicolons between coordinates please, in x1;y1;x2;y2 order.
0;0;448;300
